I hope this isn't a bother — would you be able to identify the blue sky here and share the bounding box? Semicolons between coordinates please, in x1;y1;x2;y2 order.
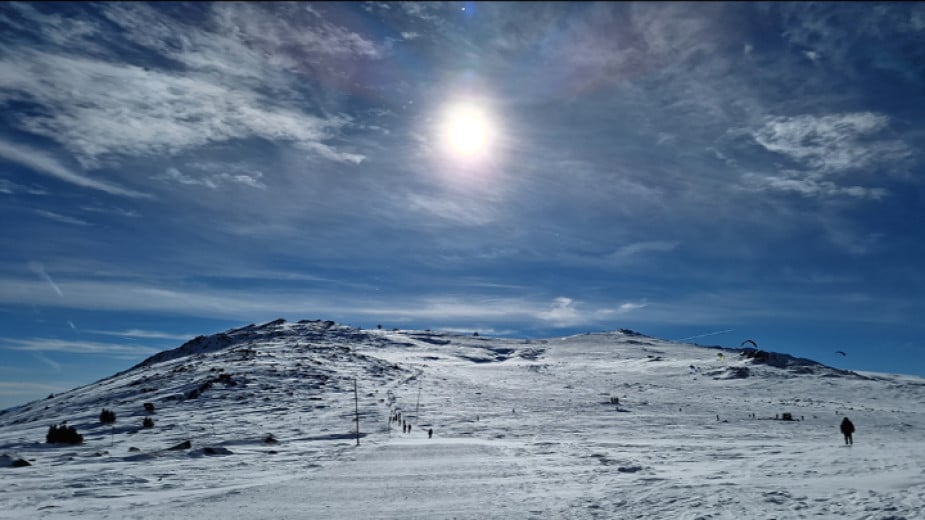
1;2;924;409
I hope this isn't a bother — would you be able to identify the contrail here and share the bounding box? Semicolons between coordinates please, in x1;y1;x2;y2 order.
676;329;735;342
28;261;63;297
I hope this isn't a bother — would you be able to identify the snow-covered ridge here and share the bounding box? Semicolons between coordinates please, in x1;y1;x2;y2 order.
1;320;923;519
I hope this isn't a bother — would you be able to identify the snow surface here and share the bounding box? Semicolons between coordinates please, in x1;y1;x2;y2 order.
1;319;923;519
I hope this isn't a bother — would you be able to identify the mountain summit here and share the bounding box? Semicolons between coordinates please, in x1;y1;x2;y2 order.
1;320;922;518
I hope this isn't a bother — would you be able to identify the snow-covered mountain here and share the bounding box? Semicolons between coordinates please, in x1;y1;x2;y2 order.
1;319;923;519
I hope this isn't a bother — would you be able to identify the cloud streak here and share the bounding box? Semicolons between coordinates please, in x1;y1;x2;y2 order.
27;262;63;297
1;338;159;356
0;140;149;198
33;209;92;227
88;329;193;341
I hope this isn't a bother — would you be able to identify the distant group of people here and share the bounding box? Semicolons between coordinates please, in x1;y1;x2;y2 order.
390;410;433;438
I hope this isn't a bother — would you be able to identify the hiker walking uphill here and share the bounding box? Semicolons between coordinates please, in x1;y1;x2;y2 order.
840;417;855;445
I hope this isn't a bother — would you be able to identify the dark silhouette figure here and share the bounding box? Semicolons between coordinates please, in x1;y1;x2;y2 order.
428;428;433;439
840;417;855;445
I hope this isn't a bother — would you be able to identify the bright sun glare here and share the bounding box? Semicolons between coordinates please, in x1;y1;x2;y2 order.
441;102;494;160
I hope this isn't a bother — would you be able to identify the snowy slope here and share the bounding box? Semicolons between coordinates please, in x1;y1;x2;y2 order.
1;320;923;519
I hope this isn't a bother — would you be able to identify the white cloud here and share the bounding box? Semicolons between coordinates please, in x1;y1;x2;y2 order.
88;329;193;341
745;173;889;200
32;353;62;372
33;209;92;227
0;178;48;195
537;297;582;326
616;302;648;314
404;193;498;226
752;112;910;174
0;38;366;167
79;206;140;218
536;297;646;326
28;261;63;297
0;139;149;198
0;276;627;331
1;338;159;356
611;241;680;259
154;167;267;190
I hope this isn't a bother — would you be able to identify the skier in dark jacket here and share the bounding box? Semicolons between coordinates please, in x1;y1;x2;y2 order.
840;417;855;445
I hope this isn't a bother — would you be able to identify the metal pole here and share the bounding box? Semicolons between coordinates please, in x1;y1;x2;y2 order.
354;377;360;446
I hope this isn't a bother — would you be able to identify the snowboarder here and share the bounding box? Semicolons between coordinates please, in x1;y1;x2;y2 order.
840;417;855;445
428;428;433;439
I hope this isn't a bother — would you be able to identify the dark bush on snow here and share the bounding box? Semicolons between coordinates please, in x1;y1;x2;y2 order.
46;423;83;444
99;408;116;424
12;458;31;467
143;402;155;413
142;416;154;428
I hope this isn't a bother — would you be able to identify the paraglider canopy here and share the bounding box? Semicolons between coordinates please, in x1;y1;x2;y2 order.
740;339;758;349
835;350;846;356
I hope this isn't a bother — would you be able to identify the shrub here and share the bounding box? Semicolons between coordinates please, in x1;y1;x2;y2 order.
143;402;155;413
46;423;83;444
99;408;116;424
142;417;154;428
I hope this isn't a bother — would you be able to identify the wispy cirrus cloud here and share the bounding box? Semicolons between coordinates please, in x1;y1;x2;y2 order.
0;51;364;167
33;209;91;227
154;167;267;190
0;178;48;196
32;352;62;372
2;338;159;356
0;3;373;170
742;173;889;201
79;205;140;218
0;140;149;198
87;328;193;341
741;112;911;202
751;112;911;175
27;261;63;297
610;241;680;260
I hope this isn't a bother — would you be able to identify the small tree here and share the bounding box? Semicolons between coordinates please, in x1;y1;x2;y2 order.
46;423;83;444
142;416;154;428
100;408;116;424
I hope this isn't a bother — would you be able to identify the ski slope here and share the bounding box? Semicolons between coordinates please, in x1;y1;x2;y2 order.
1;320;923;519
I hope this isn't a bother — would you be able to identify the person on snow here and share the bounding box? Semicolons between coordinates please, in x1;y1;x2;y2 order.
840;417;855;445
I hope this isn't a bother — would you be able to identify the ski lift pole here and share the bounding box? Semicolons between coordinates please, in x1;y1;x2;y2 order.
354;377;360;446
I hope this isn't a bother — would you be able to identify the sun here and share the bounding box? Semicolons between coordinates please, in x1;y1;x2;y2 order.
440;102;494;160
